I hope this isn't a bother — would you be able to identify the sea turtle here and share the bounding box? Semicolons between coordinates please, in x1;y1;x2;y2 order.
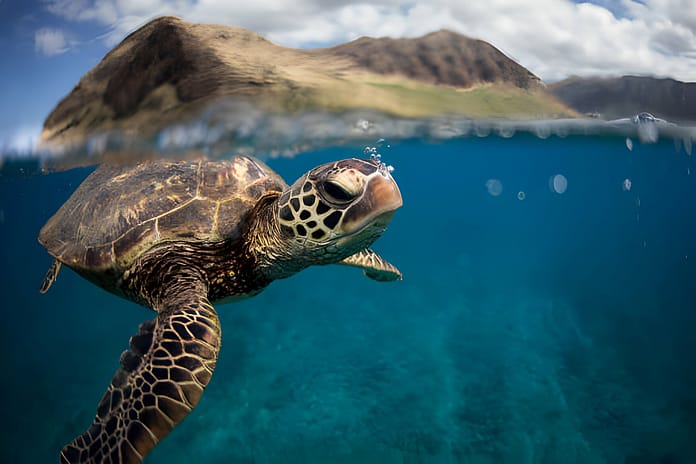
39;155;402;464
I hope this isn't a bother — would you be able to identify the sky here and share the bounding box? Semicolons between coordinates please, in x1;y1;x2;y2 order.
1;0;695;152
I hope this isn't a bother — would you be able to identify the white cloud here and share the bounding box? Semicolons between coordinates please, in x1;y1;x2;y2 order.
34;28;72;56
41;0;696;82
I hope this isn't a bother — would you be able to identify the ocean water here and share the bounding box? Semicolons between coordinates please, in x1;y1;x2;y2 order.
1;131;695;463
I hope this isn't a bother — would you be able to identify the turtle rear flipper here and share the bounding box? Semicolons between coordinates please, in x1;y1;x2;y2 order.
60;277;221;464
339;248;402;281
40;259;62;294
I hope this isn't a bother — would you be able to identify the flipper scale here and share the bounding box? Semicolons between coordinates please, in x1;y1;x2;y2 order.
339;248;403;281
60;278;220;464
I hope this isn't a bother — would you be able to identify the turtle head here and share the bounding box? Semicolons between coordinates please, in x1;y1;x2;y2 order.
271;157;401;270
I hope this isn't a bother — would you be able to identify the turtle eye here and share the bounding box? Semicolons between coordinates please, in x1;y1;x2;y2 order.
321;180;356;204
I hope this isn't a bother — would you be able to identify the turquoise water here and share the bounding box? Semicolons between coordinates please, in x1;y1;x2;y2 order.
1;133;695;463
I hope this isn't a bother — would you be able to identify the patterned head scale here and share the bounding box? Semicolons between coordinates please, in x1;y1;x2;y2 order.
276;158;402;247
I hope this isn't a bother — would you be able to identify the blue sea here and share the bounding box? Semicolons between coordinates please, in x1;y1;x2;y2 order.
1;124;695;463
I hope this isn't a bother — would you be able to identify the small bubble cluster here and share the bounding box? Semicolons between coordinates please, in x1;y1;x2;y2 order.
364;142;395;175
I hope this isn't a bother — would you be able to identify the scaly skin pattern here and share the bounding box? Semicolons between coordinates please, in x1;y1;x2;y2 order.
59;215;276;464
59;217;274;464
60;269;220;464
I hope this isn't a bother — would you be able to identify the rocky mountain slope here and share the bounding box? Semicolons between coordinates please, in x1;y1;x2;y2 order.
41;16;575;146
327;30;541;89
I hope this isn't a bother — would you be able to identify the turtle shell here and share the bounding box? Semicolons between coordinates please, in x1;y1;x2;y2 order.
39;156;287;275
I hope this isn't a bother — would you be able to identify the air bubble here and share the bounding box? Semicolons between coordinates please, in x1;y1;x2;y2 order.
549;174;567;194
517;191;526;201
622;178;632;191
637;120;658;143
496;124;515;138
485;179;503;196
474;123;491;138
356;119;371;131
534;124;550;139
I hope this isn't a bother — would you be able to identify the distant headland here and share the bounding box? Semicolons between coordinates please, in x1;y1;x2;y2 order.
550;75;696;123
40;16;577;146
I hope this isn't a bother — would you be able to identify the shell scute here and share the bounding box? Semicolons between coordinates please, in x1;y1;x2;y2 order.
157;200;217;240
84;245;113;269
112;222;157;268
244;178;280;200
39;156;287;275
215;199;250;240
199;156;278;200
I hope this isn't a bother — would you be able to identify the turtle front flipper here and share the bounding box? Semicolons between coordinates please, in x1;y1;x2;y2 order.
60;278;221;464
339;248;402;281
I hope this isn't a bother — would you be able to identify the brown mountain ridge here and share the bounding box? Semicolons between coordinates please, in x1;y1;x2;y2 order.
41;16;575;145
328;30;542;89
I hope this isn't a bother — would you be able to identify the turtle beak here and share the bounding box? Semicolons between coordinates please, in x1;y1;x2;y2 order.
340;164;402;233
366;169;403;222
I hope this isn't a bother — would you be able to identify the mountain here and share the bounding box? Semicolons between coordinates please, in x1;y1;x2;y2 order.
327;30;542;90
40;16;576;146
550;75;696;122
